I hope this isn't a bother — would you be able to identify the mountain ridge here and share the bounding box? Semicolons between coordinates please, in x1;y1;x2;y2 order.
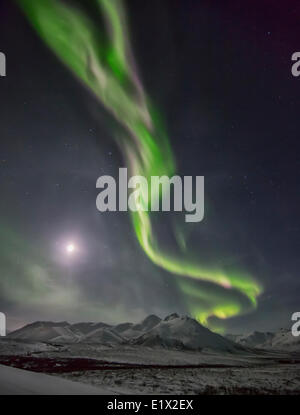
8;313;241;352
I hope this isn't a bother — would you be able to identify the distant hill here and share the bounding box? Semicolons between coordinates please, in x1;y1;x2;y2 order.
226;329;300;351
8;321;82;343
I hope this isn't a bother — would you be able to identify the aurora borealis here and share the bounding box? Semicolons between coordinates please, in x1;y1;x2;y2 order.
15;0;263;331
0;0;299;333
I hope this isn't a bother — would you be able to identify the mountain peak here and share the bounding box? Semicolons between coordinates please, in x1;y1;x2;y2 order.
142;314;161;324
133;314;161;332
134;314;241;352
164;313;179;321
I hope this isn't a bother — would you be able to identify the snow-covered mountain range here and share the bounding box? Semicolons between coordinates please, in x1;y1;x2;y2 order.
8;313;241;352
9;314;299;352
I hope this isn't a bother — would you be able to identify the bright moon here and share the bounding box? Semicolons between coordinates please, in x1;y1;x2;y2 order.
66;243;75;254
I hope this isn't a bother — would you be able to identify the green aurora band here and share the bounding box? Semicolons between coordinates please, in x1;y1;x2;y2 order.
18;0;263;331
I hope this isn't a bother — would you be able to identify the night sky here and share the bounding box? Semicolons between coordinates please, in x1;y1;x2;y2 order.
0;0;299;333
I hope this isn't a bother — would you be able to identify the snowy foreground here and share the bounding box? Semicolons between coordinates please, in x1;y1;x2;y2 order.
1;314;300;395
58;363;300;395
51;346;300;395
0;364;113;395
0;341;300;395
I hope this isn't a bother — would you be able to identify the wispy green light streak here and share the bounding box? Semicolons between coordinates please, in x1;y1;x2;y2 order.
18;0;263;330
